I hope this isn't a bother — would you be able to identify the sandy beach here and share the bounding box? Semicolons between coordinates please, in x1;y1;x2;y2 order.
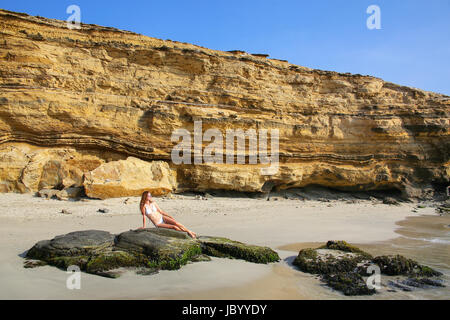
0;192;448;300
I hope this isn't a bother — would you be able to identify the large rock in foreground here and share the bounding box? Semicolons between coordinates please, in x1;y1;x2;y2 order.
292;241;445;296
24;229;280;278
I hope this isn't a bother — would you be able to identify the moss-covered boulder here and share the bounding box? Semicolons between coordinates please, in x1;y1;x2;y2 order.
197;236;280;264
321;272;376;296
293;247;369;274
319;241;373;259
292;240;444;296
85;250;153;278
25;230;118;276
26;230;115;260
24;229;280;278
373;255;442;277
115;229;202;270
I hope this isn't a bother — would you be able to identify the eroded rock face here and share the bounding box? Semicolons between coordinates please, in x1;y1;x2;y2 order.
83;157;176;199
292;241;445;296
24;229;280;278
0;9;449;198
0;144;105;194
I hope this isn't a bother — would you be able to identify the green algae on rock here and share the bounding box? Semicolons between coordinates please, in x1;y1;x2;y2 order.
321;272;376;296
372;255;443;277
318;241;373;259
197;236;280;264
292;240;444;296
24;229;280;278
114;228;203;270
293;241;372;275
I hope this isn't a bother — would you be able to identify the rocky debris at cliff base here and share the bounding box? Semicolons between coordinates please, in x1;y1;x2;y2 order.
29;182;447;205
24;229;280;278
292;240;445;296
436;201;450;215
37;187;85;200
383;197;400;205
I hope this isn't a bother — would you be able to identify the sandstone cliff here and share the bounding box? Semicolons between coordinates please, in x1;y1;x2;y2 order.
0;9;448;199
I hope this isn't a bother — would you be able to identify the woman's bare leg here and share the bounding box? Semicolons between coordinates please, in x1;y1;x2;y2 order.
163;216;196;238
157;223;182;231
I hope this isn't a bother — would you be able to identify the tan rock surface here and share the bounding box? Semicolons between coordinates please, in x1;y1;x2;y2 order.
0;143;106;193
83;157;176;199
0;9;448;198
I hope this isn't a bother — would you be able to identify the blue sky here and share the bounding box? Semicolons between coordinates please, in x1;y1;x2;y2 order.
1;0;449;95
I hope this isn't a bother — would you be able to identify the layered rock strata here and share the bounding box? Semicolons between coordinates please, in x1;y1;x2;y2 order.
0;9;448;198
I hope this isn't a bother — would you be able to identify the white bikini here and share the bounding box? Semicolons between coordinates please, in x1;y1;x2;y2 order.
145;203;164;227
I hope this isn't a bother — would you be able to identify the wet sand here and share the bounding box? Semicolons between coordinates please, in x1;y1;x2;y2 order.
0;192;448;299
165;215;450;300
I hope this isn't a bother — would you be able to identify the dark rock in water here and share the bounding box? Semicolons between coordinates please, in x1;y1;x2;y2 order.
293;247;363;275
24;229;280;278
322;272;376;296
402;277;446;288
292;241;375;296
388;280;413;292
292;240;445;296
320;241;373;258
293;241;372;275
387;276;445;292
373;255;442;277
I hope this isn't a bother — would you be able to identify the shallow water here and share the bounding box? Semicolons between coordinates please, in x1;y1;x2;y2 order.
276;214;450;299
168;214;450;300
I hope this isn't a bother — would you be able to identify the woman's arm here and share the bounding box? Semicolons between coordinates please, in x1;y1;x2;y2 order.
140;207;146;229
154;203;173;219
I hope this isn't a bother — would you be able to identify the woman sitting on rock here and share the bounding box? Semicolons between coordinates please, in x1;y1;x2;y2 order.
139;191;197;239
